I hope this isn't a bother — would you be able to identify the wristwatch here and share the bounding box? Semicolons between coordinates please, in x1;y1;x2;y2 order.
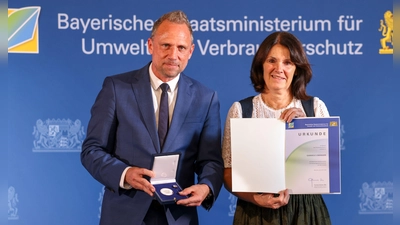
205;189;213;201
202;187;213;210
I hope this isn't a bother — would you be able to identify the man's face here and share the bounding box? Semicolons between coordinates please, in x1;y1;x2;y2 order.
148;21;194;82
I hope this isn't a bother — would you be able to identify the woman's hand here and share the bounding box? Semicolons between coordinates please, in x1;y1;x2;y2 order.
280;107;306;122
253;189;290;209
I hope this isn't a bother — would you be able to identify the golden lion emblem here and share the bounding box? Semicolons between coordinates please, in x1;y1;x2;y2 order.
378;10;393;54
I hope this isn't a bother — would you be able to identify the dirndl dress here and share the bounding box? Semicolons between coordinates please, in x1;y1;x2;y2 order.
233;194;331;225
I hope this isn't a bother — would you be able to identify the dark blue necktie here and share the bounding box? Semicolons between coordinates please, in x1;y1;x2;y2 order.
158;83;169;149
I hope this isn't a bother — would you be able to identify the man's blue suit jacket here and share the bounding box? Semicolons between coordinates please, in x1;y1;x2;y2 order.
81;63;224;225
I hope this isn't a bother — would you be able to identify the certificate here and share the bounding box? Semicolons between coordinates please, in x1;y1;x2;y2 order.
230;117;341;194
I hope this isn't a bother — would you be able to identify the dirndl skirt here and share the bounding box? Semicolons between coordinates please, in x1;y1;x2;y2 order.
233;194;331;225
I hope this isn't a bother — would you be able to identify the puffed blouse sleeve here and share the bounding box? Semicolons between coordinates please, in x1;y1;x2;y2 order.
313;97;330;117
222;102;243;168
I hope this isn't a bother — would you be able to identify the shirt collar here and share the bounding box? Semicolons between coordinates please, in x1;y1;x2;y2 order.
149;63;180;92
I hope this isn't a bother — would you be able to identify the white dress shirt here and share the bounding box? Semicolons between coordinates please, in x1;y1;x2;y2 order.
119;63;180;189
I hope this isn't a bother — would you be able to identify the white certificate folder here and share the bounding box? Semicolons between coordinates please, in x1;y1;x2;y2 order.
230;117;341;194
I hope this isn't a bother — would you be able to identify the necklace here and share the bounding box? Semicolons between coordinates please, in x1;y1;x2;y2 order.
261;94;293;110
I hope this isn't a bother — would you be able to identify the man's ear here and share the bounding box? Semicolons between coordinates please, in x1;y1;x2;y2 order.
188;43;195;59
147;38;153;54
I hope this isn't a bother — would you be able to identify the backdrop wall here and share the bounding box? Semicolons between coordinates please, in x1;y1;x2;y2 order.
8;0;394;224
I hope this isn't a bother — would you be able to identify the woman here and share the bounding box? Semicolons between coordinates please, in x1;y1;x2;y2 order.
222;31;331;225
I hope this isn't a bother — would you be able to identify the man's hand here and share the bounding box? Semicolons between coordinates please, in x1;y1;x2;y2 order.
176;184;210;207
124;167;155;196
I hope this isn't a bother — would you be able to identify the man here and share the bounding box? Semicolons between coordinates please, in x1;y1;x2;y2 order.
81;10;224;225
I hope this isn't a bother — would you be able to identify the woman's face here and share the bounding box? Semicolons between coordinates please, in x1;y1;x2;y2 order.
262;44;296;93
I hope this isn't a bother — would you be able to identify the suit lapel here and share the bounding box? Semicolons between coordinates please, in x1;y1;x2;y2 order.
131;64;160;153
162;75;193;152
